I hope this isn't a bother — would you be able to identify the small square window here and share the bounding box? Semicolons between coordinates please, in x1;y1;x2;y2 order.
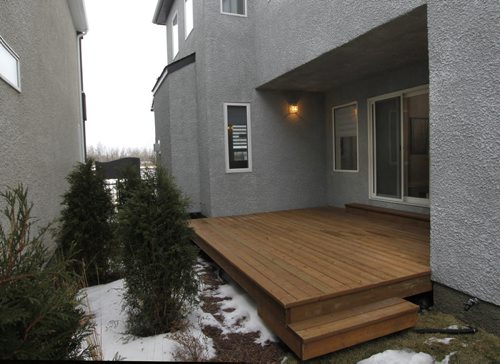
0;36;21;91
221;0;247;17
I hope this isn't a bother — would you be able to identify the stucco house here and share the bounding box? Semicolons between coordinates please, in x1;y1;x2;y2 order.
151;0;499;351
0;0;88;249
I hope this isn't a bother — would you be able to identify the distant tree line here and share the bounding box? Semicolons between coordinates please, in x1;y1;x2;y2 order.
87;144;155;163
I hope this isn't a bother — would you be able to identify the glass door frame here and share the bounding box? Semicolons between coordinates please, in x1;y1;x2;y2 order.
367;84;430;207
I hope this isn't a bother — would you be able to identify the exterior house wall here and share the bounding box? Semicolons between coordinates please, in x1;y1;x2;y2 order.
202;0;327;216
427;0;500;306
254;0;426;87
325;62;430;214
159;63;201;212
154;81;173;172
152;0;500;328
0;0;84;250
154;0;328;217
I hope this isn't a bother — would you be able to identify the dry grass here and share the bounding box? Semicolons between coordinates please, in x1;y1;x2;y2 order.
171;328;212;362
284;309;500;363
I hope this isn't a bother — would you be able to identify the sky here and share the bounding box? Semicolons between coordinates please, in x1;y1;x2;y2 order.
83;0;166;151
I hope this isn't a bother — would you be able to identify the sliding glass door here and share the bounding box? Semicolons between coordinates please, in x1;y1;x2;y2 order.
369;86;429;205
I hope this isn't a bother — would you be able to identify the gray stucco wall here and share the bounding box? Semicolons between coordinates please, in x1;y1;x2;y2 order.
154;79;173;172
154;0;212;215
164;0;198;64
326;63;430;215
155;0;328;216
254;0;426;87
428;0;500;306
202;1;327;216
0;0;83;250
157;63;201;212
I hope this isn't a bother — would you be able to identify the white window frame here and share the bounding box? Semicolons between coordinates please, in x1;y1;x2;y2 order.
223;102;252;173
367;84;430;207
0;36;21;92
332;102;359;173
184;0;194;39
220;0;247;17
171;11;179;59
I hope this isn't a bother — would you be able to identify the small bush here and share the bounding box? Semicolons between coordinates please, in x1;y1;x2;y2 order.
117;167;198;336
0;185;93;360
172;329;211;362
58;159;116;285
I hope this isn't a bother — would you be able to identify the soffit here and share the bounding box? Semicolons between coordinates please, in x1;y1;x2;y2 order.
258;6;428;92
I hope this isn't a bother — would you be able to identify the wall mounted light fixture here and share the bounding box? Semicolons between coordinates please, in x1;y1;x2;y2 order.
284;91;302;118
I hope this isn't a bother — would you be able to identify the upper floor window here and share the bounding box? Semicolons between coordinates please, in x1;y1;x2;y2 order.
184;0;194;39
171;13;179;59
224;103;252;173
221;0;247;17
333;103;358;172
0;36;21;91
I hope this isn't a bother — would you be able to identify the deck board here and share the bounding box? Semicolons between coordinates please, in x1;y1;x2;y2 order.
191;207;429;307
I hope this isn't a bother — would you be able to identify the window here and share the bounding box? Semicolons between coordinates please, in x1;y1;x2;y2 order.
333;103;358;172
221;0;247;16
184;0;194;39
0;36;20;91
171;13;179;59
368;85;429;205
224;103;252;172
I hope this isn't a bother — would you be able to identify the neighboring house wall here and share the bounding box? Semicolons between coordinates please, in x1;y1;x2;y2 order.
428;1;500;306
0;0;86;250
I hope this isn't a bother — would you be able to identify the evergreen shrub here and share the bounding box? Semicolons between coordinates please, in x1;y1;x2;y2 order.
58;159;116;285
117;167;198;336
0;185;93;360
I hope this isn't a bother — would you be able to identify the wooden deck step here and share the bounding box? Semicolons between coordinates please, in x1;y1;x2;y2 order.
289;298;419;360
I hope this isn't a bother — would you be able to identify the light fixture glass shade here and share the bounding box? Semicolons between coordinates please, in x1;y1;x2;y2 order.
289;104;299;114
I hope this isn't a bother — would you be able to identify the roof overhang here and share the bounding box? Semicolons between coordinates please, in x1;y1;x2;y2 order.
153;0;174;25
152;53;196;96
258;5;428;92
67;0;88;33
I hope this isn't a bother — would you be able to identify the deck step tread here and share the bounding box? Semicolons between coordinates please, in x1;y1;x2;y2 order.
290;298;419;343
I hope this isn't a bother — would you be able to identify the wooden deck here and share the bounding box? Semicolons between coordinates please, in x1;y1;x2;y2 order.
190;207;431;359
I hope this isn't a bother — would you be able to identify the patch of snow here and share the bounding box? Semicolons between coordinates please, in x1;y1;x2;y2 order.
446;325;459;329
358;349;459;364
440;352;457;364
358;350;435;364
80;278;216;361
425;337;455;345
214;282;278;345
80;258;279;361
